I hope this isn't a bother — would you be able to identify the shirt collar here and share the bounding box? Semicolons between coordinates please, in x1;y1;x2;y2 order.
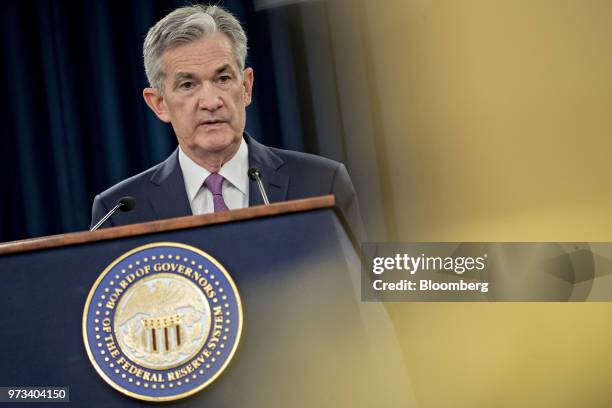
178;138;249;204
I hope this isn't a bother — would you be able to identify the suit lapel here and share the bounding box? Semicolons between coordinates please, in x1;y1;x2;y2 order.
147;137;286;213
148;149;193;219
246;135;288;206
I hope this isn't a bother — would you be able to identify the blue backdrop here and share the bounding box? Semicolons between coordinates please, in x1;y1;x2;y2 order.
0;0;346;242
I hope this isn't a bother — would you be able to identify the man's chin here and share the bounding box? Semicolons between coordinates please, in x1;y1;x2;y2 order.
193;133;240;154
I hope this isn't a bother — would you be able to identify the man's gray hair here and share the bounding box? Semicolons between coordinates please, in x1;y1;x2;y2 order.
143;4;248;93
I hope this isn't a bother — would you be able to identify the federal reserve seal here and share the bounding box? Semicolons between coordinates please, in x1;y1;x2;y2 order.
82;242;243;401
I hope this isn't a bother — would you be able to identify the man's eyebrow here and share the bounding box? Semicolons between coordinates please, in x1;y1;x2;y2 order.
215;64;236;76
172;72;196;88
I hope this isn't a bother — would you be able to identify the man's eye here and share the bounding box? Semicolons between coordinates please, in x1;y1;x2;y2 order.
180;81;194;89
217;75;231;83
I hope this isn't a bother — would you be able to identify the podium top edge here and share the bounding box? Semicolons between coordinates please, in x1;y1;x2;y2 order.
0;195;336;256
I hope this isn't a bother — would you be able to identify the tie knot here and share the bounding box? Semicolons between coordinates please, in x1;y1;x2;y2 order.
204;173;224;195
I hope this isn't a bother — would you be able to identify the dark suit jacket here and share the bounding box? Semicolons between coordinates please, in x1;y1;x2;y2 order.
91;135;364;239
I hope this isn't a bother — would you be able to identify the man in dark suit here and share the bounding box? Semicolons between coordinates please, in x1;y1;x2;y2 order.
90;4;363;239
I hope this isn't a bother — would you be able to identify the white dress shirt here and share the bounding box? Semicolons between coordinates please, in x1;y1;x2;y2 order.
178;139;249;215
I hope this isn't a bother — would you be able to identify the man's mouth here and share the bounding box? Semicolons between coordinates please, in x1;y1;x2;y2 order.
199;119;227;126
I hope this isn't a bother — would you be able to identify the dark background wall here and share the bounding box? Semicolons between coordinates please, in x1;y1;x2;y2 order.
0;0;353;242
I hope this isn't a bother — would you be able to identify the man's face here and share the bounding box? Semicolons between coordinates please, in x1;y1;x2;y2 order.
145;33;253;161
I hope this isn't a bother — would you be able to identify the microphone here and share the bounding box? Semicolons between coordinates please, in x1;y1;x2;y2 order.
248;168;270;205
90;196;136;231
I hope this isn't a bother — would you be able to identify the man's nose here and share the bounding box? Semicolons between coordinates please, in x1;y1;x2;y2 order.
197;82;223;111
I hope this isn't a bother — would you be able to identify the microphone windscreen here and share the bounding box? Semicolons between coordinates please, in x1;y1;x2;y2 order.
118;196;136;212
248;168;261;181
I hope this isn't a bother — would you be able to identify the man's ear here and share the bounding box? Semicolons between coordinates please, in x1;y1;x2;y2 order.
242;68;254;107
143;88;171;123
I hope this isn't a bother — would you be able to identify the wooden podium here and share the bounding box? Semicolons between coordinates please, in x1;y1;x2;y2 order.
0;196;413;407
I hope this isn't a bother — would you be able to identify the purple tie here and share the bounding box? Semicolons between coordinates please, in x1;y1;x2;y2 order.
204;173;229;212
